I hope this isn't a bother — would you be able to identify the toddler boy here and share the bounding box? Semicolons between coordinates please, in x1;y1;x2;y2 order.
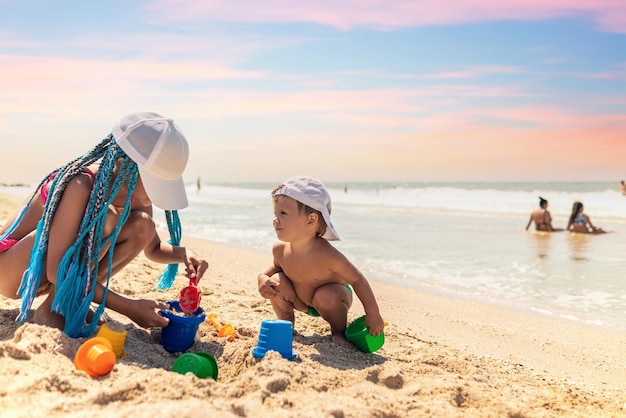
258;176;384;348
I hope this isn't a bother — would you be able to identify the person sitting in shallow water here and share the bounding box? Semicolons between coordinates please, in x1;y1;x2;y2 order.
567;201;606;234
525;197;563;232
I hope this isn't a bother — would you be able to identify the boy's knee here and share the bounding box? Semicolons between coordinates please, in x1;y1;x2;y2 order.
270;272;300;304
270;272;292;291
312;284;351;311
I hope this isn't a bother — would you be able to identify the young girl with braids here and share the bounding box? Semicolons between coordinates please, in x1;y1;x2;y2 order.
0;112;208;338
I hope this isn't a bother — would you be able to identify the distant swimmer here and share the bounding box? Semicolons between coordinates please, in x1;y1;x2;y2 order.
620;180;626;196
567;201;607;234
525;197;563;232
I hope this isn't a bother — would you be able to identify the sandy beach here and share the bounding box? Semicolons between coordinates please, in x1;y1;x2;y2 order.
1;192;625;418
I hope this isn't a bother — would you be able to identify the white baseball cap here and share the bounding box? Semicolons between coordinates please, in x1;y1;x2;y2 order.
272;175;340;241
112;111;189;210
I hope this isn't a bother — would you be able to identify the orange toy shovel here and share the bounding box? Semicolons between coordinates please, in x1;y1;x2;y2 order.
179;274;202;313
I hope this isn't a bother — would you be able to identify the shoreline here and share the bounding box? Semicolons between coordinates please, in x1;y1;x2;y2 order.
188;229;626;335
185;232;626;391
362;272;626;390
1;192;625;416
185;230;626;337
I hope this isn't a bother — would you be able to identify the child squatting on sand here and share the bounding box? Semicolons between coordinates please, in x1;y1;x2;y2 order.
0;112;208;338
257;176;385;348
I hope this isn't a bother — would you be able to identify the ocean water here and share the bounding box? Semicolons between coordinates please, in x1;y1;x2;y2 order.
3;181;626;332
182;181;626;332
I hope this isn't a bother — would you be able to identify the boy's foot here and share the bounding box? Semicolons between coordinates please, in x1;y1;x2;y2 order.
332;332;354;349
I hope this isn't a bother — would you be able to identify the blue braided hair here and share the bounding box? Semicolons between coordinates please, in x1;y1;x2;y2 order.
15;134;183;337
17;136;113;326
0;176;49;243
157;210;181;290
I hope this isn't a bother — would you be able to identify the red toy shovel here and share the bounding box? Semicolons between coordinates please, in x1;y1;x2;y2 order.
179;274;202;313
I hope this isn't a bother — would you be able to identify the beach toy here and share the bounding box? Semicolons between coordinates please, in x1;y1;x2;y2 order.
74;337;116;377
96;323;127;358
252;319;296;360
179;274;202;313
172;352;218;380
208;313;236;342
344;315;385;353
160;300;206;353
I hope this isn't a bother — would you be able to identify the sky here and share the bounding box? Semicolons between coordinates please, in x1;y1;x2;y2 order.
0;0;625;184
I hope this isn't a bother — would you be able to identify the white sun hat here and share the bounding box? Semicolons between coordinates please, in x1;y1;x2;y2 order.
112;111;189;210
272;175;340;241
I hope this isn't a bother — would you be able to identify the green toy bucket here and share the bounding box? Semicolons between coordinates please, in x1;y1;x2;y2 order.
172;352;218;380
344;316;384;353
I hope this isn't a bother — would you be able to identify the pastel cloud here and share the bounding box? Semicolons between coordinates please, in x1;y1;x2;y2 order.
0;54;262;117
186;85;626;182
199;109;626;182
148;0;626;33
1;22;623;183
0;50;619;130
313;113;626;181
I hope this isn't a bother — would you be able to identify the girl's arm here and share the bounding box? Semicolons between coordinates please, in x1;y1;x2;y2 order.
92;280;170;328
46;174;93;283
143;234;209;281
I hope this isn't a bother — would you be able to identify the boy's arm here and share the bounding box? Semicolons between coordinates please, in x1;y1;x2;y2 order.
258;262;282;299
331;251;385;335
257;243;284;298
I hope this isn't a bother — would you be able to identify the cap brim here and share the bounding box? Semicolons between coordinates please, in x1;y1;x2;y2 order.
320;213;340;241
139;168;188;210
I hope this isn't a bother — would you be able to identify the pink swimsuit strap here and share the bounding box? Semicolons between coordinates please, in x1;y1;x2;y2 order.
40;168;96;205
0;237;20;253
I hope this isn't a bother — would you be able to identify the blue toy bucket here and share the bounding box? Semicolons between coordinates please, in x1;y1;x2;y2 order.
252;319;296;360
160;300;206;353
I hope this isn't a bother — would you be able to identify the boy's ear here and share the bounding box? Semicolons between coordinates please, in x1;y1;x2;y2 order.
307;212;319;225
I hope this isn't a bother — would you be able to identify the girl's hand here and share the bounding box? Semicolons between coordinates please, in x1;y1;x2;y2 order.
183;249;209;282
126;299;171;329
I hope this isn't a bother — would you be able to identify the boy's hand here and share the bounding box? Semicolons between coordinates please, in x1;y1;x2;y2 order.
258;274;279;299
365;313;385;336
